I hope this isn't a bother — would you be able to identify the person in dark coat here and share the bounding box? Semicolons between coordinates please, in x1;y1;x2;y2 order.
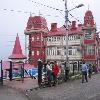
64;62;69;81
88;64;92;78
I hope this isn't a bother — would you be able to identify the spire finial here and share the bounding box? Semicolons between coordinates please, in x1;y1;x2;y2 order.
88;4;90;10
17;33;18;37
38;10;41;16
30;12;32;17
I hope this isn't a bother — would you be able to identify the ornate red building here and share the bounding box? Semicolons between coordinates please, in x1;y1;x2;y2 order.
24;16;48;66
82;10;99;66
24;10;100;69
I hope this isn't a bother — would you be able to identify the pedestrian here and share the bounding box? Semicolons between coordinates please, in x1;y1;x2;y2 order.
81;61;88;83
52;61;59;86
92;64;97;74
42;60;47;72
46;61;52;86
88;64;92;78
64;62;69;81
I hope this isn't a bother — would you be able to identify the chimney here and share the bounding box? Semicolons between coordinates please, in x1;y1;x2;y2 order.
72;21;76;27
71;21;77;29
78;24;82;27
50;23;57;32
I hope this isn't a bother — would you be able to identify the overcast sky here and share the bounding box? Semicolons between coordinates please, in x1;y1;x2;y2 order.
0;0;99;60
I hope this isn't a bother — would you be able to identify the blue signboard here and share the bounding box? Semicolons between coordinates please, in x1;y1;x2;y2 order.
12;68;38;78
25;68;38;77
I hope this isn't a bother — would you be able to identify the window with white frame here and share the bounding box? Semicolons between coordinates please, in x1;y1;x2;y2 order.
32;37;34;41
57;47;61;55
54;37;56;41
64;46;66;55
72;36;73;40
73;46;77;55
41;36;43;41
63;36;65;40
76;35;80;39
52;37;54;42
49;48;52;55
46;48;48;55
57;36;60;41
68;36;71;40
47;37;48;41
49;37;51;42
84;45;94;55
69;50;72;55
52;49;54;55
73;35;76;40
48;37;51;42
68;46;72;55
37;36;39;41
70;36;72;40
32;51;34;55
37;50;39;55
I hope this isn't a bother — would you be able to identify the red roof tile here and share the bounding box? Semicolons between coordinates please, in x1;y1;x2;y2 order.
47;23;83;37
26;16;48;30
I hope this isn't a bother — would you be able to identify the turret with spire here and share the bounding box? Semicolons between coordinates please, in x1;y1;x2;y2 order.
9;33;27;62
84;9;94;26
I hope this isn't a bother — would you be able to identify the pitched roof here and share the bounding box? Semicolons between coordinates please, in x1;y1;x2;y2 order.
9;33;27;59
46;23;83;37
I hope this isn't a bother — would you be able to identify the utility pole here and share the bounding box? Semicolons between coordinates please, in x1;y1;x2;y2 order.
0;60;3;85
64;0;84;81
64;0;84;68
65;0;69;68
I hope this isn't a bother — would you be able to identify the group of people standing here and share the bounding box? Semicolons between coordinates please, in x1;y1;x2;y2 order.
42;60;96;85
43;61;59;86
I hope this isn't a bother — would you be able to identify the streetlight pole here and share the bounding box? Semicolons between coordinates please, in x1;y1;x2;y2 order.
65;0;69;69
64;0;84;69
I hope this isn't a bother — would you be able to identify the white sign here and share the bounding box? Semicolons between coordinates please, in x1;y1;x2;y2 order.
85;33;92;39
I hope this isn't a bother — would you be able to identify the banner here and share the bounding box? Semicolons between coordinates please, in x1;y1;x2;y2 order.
12;68;38;78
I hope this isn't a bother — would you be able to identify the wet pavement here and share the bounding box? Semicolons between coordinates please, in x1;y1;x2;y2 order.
2;77;38;100
26;74;100;100
3;78;38;91
0;85;28;100
2;74;100;100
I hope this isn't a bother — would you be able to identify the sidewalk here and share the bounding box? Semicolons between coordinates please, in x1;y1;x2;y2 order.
0;85;28;100
3;74;100;100
3;78;38;92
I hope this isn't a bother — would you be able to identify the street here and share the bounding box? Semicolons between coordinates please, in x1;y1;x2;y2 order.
1;74;100;100
27;74;100;100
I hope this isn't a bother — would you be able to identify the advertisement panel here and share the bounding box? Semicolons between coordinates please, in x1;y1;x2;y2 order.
12;68;38;78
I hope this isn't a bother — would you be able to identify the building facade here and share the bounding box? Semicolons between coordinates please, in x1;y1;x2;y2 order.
44;22;83;72
45;10;100;71
82;10;100;68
